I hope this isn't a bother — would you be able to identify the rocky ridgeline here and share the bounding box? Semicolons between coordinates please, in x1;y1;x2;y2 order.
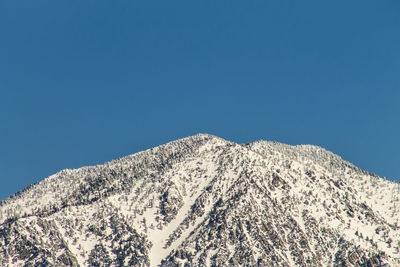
0;134;399;266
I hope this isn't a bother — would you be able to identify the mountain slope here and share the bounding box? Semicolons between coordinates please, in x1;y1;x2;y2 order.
0;134;399;266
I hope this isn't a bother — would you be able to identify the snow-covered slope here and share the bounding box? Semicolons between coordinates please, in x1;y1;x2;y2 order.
0;134;399;266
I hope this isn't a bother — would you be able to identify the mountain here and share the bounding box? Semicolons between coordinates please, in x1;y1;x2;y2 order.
0;134;399;266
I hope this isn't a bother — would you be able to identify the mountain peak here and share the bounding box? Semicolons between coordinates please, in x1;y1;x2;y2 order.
1;135;399;266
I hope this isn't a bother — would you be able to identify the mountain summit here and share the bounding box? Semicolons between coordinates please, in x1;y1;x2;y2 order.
1;134;399;266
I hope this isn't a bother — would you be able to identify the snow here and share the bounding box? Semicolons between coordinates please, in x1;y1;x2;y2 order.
1;133;399;266
147;158;218;267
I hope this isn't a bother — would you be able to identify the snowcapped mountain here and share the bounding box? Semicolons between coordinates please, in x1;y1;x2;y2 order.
0;134;399;266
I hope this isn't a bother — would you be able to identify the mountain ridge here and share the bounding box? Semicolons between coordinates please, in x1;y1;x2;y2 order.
1;134;399;266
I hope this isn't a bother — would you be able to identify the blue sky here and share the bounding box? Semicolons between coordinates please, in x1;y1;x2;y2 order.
1;1;399;200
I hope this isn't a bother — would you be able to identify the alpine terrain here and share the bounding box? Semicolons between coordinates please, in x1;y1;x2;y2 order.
0;134;399;266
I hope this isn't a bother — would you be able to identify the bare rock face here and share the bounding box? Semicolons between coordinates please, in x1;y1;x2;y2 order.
0;134;399;266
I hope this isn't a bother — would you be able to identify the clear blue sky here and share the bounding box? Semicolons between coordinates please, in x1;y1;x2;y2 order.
1;1;399;200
